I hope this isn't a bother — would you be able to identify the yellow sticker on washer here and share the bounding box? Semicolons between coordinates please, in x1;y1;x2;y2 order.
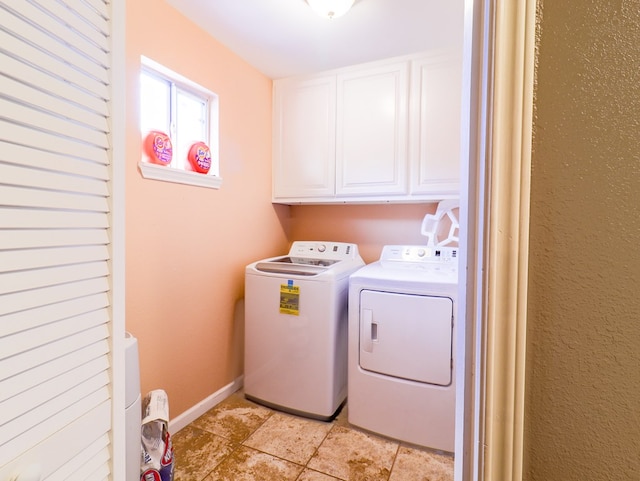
280;284;300;315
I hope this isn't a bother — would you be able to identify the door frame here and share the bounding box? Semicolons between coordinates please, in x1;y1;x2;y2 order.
110;0;127;478
457;0;536;479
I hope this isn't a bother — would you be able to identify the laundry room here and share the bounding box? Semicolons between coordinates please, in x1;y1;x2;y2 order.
124;0;466;479
7;0;636;479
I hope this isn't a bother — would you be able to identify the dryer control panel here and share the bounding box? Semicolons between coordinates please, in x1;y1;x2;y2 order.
380;245;458;264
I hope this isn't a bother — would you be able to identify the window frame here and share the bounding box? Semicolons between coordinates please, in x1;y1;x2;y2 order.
138;56;222;189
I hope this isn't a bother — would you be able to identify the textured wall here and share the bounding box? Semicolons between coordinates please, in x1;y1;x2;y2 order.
525;1;640;479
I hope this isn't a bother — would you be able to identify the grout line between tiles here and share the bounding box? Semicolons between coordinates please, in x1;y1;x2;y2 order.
297;422;344;481
386;443;402;481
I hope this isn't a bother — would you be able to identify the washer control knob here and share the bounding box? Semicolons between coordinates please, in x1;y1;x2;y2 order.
317;244;326;253
417;248;426;257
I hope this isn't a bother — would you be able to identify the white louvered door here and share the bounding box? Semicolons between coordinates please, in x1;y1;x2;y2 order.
0;0;120;479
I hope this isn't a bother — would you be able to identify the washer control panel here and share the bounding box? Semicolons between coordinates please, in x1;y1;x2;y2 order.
288;241;360;260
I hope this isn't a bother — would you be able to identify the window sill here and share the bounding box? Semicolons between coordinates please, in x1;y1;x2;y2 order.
138;162;222;189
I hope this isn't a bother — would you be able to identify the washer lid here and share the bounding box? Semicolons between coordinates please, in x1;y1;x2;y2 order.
255;256;335;276
249;241;364;278
267;256;339;267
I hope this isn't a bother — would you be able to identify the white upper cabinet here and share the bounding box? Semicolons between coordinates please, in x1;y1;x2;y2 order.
273;75;336;201
336;61;409;197
410;53;462;196
272;50;462;204
272;75;336;198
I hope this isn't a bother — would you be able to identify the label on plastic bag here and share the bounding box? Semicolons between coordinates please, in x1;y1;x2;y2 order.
141;469;162;481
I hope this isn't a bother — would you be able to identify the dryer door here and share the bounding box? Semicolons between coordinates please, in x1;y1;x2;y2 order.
359;290;453;386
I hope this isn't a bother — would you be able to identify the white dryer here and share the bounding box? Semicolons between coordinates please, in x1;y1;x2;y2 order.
348;245;458;452
245;241;364;420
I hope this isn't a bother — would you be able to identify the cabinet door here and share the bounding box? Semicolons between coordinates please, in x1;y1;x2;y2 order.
410;53;462;195
272;75;336;200
336;62;409;196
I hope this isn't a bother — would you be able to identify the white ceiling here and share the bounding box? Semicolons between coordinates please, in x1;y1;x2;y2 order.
164;0;464;79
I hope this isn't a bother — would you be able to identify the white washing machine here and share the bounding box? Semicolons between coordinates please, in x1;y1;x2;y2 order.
348;244;458;452
245;241;364;420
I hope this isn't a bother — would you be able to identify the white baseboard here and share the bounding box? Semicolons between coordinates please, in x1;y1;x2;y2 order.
169;376;243;434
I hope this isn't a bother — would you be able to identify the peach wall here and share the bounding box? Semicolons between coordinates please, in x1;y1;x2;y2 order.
289;204;439;264
124;0;449;421
125;0;289;417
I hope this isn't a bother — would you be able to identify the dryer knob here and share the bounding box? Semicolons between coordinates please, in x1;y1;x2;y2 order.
317;244;326;252
417;249;426;257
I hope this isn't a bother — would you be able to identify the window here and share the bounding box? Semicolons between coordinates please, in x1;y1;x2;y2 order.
138;56;221;189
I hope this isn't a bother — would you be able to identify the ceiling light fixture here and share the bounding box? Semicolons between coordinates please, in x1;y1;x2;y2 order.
306;0;356;19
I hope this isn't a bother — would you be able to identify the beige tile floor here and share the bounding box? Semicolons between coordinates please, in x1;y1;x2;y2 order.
171;391;454;481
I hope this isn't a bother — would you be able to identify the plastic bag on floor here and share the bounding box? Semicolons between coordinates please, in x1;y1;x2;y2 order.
140;389;174;481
